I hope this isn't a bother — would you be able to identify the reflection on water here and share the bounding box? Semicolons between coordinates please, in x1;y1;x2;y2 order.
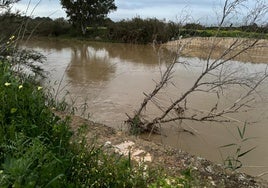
23;38;268;180
67;45;115;83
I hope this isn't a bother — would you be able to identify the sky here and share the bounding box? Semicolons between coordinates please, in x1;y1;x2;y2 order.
11;0;267;25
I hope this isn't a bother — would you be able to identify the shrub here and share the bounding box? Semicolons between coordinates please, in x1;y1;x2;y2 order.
108;17;181;44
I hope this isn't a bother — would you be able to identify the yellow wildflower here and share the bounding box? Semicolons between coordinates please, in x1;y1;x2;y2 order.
18;85;23;89
4;82;11;87
37;86;43;91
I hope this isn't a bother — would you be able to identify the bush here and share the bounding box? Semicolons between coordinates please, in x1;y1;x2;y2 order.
0;13;72;38
0;53;74;185
108;17;181;44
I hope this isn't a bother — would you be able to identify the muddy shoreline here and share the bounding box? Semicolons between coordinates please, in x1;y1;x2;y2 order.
57;111;268;187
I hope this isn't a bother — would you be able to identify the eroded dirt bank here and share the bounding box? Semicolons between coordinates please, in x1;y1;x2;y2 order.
163;37;268;64
57;111;268;187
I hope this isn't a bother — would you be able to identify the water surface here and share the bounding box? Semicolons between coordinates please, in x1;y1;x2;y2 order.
24;38;268;179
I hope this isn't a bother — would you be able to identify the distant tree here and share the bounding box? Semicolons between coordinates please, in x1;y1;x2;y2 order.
184;23;204;30
241;23;260;32
60;0;117;35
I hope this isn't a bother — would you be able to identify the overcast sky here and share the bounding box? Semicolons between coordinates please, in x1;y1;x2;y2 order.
12;0;267;25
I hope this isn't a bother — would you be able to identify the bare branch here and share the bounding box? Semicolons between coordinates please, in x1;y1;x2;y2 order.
126;0;268;134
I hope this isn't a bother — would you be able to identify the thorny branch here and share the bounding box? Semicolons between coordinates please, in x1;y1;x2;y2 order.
126;0;268;134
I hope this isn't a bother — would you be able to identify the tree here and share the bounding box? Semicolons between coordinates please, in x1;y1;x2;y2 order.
126;0;268;134
60;0;117;35
184;23;204;30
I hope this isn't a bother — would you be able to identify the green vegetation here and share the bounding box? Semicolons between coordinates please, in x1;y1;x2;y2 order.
60;0;117;35
107;17;181;44
0;11;267;44
0;13;73;38
220;123;257;171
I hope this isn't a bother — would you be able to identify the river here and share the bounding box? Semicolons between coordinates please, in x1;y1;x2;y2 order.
23;38;268;180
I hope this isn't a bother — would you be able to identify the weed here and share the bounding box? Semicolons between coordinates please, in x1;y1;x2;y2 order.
220;122;256;170
149;168;193;188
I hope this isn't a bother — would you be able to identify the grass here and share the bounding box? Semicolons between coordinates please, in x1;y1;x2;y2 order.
195;29;268;39
219;123;257;171
0;38;193;187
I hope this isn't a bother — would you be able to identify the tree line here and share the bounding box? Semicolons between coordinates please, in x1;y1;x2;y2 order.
0;13;267;43
0;0;267;44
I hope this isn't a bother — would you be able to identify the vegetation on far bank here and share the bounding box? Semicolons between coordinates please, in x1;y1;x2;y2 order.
0;12;267;44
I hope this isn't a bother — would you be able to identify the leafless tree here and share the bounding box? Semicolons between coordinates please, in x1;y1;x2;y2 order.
126;0;268;134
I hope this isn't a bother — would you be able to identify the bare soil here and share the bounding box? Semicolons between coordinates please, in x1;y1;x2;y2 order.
57;111;268;187
164;37;268;64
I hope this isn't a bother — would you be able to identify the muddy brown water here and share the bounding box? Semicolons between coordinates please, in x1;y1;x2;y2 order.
24;38;268;179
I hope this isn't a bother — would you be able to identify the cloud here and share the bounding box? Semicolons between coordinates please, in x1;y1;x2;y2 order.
117;0;218;10
13;0;219;23
12;0;65;18
112;0;223;21
12;0;267;25
110;0;218;23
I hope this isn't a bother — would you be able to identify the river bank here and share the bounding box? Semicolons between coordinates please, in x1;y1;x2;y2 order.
58;111;268;187
163;37;268;64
